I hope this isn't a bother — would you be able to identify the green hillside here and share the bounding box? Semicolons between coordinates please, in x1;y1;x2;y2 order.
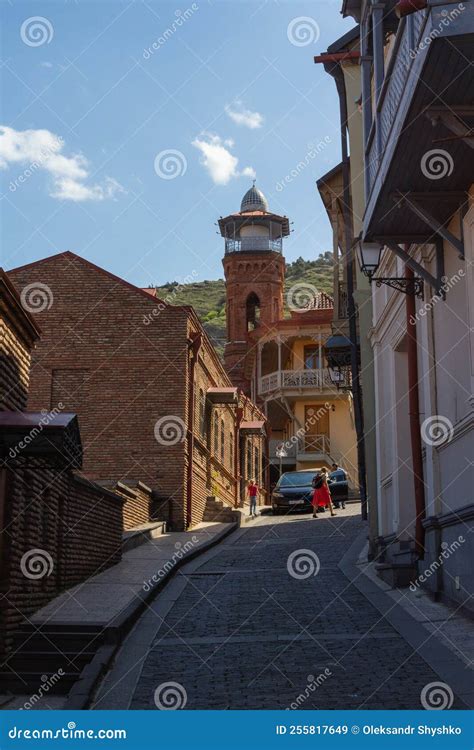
155;253;334;357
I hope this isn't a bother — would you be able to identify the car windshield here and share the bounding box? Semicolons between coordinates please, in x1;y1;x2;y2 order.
277;472;316;488
329;470;346;481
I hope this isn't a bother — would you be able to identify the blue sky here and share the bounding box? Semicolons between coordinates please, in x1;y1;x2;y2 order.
1;0;355;287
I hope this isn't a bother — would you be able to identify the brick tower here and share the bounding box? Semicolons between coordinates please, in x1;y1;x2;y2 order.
220;183;289;393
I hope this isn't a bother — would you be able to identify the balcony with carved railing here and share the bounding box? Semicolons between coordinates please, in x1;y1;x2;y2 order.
224;237;283;254
258;368;351;396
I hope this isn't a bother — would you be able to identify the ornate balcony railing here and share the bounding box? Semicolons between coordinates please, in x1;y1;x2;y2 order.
224;237;283;254
258;368;350;395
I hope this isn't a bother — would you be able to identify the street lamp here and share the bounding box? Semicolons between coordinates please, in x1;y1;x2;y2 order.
324;335;353;392
355;237;424;298
355;240;383;280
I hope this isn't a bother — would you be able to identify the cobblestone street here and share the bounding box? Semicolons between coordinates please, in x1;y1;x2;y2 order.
123;507;462;710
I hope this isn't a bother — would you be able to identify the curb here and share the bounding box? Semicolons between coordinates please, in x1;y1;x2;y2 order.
339;528;473;710
63;520;238;709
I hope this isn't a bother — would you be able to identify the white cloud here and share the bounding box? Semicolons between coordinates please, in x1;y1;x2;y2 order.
225;101;263;129
192;133;255;185
0;125;125;202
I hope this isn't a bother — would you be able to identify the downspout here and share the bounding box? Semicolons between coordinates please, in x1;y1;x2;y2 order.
186;332;202;529
234;405;244;508
325;59;369;521
405;263;426;557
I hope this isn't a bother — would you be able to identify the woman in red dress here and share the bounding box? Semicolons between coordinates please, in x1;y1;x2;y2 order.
311;468;335;518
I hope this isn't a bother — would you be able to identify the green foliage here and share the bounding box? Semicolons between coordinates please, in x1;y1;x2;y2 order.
155;254;334;359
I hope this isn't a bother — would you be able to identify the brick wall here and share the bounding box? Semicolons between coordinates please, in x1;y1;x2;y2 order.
8;253;189;526
100;480;153;530
0;458;123;654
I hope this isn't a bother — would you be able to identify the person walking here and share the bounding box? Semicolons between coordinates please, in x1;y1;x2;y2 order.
311;468;336;518
247;479;259;517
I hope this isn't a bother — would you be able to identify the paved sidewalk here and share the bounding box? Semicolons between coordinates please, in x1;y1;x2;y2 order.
31;521;234;627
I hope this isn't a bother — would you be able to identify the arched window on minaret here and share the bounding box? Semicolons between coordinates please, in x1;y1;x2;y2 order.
246;292;261;332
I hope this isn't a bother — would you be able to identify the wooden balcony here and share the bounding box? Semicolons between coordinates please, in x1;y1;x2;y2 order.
363;3;474;239
258;368;349;396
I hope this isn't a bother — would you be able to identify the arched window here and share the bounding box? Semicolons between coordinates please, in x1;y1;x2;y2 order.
213;412;219;454
220;418;225;462
229;431;234;470
246;292;261;332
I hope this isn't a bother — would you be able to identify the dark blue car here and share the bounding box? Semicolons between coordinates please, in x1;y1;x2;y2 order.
271;470;317;515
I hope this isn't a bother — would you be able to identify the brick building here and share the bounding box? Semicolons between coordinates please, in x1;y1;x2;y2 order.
0;269;124;655
7;252;267;531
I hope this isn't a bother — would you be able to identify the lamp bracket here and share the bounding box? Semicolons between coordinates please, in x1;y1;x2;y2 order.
371;276;424;299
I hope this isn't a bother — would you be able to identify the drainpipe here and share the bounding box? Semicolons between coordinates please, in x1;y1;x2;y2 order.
405;263;426;557
325;59;369;521
186;332;202;529
234;405;243;508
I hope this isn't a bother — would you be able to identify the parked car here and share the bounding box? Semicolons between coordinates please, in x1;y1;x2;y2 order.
327;469;348;507
271;470;320;514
